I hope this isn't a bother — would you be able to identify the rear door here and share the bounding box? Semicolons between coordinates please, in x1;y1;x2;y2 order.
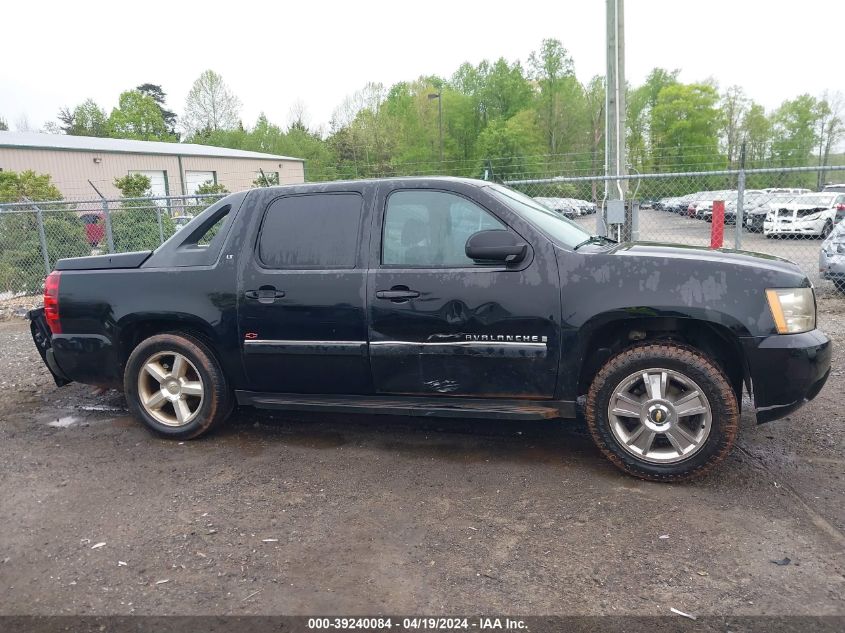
238;187;373;394
366;182;561;399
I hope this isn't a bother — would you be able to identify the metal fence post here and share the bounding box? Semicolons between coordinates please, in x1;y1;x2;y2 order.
156;207;165;245
102;200;115;253
734;143;746;250
25;198;51;275
88;180;115;253
631;200;640;242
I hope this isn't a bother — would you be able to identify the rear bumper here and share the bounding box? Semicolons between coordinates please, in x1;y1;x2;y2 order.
27;308;121;388
741;330;832;423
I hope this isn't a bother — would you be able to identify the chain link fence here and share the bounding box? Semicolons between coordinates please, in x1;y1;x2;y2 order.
0;193;226;313
506;164;845;294
2;164;845;314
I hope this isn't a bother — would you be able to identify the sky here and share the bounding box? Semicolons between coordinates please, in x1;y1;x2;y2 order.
1;0;843;135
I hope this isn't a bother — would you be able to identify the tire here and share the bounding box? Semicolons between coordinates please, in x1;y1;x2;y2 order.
585;342;739;482
821;222;833;239
124;333;232;439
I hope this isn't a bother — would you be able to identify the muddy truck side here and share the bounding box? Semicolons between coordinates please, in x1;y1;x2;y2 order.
28;177;832;480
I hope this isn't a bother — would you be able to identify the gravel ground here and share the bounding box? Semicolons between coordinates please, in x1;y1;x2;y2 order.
0;297;843;617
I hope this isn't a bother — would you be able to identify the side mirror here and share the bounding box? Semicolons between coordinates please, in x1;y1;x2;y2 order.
465;230;528;264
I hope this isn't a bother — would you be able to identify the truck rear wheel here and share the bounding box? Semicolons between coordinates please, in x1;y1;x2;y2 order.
124;333;232;439
585;342;739;482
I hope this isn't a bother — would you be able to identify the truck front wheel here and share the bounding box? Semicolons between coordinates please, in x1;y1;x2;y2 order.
124;333;232;439
585;343;739;481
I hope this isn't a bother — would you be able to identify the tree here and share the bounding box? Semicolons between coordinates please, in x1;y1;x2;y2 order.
816;91;845;187
720;86;750;168
57;99;109;137
476;109;545;180
183;70;242;136
627;68;680;171
528;38;577;155
112;174;175;252
0;116;7;131
651;83;723;170
584;75;606;200
108;90;174;141
770;94;820;169
0;171;88;294
137;84;178;136
741;102;771;165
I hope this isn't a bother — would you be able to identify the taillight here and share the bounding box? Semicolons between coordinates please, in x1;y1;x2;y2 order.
44;271;61;334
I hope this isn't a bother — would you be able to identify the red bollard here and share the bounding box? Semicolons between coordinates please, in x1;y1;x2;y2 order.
710;200;724;249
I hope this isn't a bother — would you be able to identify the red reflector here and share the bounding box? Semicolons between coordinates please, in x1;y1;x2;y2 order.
44;271;62;334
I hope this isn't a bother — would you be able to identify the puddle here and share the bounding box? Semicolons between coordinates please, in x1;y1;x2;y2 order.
78;404;126;413
48;415;81;428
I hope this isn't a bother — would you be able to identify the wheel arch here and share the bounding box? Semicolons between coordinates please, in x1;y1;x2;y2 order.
118;315;219;373
576;315;749;405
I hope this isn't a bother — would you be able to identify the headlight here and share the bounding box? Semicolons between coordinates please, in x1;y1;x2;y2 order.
765;288;816;334
803;213;821;221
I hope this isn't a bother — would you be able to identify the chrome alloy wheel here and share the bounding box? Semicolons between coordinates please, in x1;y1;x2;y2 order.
607;368;712;464
137;351;204;427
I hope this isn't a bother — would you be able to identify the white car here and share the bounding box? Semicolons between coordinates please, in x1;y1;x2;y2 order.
820;218;845;292
763;192;845;238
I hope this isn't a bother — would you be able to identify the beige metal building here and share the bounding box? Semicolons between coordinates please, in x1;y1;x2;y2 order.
0;132;305;200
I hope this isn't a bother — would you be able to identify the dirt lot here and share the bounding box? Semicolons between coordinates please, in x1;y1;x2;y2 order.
0;298;843;617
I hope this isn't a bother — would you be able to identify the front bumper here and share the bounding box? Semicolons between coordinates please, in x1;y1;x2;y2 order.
741;329;832;423
764;221;823;236
819;247;845;279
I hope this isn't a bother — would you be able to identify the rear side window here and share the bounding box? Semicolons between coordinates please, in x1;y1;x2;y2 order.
258;193;362;269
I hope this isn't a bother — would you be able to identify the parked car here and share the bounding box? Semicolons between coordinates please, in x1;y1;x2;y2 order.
533;197;579;219
688;190;734;219
822;183;845;194
763;192;845;238
173;215;193;231
744;192;799;233
764;188;812;195
79;212;105;247
819;218;845;292
27;178;830;481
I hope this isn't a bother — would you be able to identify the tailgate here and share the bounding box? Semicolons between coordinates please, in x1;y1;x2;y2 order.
26;307;71;387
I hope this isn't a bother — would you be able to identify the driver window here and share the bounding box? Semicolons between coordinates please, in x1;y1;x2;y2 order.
382;190;506;267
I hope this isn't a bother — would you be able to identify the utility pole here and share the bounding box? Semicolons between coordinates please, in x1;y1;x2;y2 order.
603;0;627;237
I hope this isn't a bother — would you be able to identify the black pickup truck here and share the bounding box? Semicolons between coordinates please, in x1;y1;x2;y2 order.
28;178;831;481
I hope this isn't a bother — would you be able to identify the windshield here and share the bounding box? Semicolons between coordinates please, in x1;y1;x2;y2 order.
486;183;592;249
794;194;836;207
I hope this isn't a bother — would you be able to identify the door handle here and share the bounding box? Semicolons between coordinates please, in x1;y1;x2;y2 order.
376;286;420;302
245;287;286;304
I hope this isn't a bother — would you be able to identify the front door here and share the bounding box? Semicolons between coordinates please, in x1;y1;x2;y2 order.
238;189;372;394
367;185;561;399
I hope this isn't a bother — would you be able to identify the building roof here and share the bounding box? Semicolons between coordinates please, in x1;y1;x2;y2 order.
0;131;303;162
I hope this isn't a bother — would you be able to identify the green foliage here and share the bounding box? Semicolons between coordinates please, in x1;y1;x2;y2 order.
195;181;229;196
108;90;175;141
58;99;109;137
0;116;9;131
114;173;152;198
111;173;174;252
0;170;63;202
0;171;89;294
32;40;840;184
651;83;722;171
136;83;178;137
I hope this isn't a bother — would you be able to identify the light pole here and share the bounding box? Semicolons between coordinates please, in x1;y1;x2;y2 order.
428;91;443;165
